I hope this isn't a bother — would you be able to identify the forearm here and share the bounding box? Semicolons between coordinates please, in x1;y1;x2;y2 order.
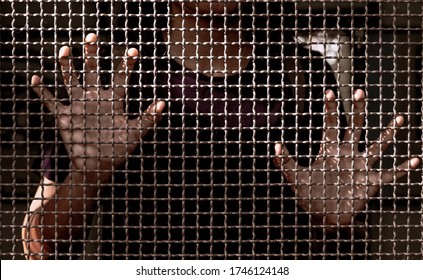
22;168;108;259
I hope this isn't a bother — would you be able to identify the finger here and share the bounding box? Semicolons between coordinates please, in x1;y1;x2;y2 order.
113;48;139;98
367;115;404;167
129;101;166;140
343;89;365;146
324;89;338;139
324;89;338;131
31;75;65;113
273;143;301;183
380;157;420;184
84;33;100;90
320;90;338;155
59;46;80;92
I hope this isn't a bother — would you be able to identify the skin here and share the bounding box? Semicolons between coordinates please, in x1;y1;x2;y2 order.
23;35;165;259
22;2;420;258
273;89;420;225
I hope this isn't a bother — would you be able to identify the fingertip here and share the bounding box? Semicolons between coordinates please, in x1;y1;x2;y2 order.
273;143;283;168
31;76;43;98
155;100;166;113
85;33;98;43
325;89;336;100
411;157;420;168
353;90;365;110
127;48;139;58
31;75;50;101
273;144;295;170
31;75;41;86
354;89;366;100
395;115;404;126
274;143;282;155
325;90;337;114
84;34;98;56
126;48;139;67
146;101;166;116
59;46;70;59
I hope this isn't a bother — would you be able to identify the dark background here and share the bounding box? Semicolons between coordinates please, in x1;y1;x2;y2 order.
1;1;422;259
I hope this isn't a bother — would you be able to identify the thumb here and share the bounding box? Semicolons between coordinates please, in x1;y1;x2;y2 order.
273;143;299;182
130;100;166;139
145;100;166;123
32;75;66;114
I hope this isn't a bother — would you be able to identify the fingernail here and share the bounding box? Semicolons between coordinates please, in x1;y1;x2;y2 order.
325;89;336;100
59;47;67;58
85;33;97;42
411;158;420;168
394;115;404;126
31;75;39;85
127;48;138;58
156;101;165;113
274;143;282;155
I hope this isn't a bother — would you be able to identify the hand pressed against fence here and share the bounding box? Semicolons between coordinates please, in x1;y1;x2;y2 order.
31;34;165;181
23;34;165;259
274;89;420;225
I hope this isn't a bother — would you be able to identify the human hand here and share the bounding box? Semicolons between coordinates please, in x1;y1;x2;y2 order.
274;89;420;225
31;33;165;180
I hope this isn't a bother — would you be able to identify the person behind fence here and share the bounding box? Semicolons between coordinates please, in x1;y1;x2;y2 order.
22;2;420;259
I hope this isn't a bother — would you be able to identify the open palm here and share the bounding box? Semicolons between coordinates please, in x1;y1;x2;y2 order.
274;89;420;225
32;34;165;178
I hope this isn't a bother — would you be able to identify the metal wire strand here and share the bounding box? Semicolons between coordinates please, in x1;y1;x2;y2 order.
0;0;422;260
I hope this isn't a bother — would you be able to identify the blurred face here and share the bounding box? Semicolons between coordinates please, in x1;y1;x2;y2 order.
181;2;240;15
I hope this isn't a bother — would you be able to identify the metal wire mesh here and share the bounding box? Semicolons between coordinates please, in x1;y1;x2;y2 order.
1;0;422;260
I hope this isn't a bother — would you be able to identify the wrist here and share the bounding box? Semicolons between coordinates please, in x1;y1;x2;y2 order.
69;170;113;185
69;159;114;184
